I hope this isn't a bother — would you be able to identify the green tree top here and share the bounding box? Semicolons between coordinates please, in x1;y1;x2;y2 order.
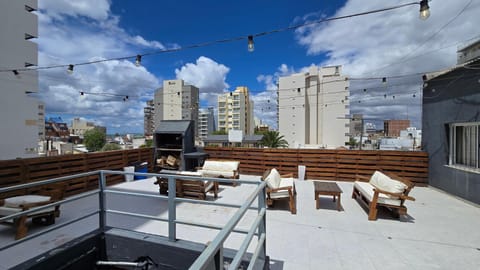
84;128;106;152
260;131;289;148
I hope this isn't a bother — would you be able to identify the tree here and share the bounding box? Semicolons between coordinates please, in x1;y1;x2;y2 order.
101;143;122;152
139;139;153;148
212;130;227;135
84;128;106;152
260;131;289;148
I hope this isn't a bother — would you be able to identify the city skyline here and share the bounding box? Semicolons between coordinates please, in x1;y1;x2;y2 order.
16;0;480;133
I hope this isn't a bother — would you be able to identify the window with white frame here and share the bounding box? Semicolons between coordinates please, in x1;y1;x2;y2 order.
449;122;479;169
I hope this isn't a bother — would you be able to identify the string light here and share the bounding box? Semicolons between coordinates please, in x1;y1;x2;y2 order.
419;0;430;20
67;64;74;74
12;70;21;78
247;36;255;52
0;1;425;74
135;55;142;67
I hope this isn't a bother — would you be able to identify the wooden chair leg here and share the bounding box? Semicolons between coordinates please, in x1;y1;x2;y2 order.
14;216;28;240
368;192;379;221
213;182;218;198
289;196;297;215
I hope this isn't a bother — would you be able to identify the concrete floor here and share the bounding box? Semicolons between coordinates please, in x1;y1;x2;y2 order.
1;175;480;270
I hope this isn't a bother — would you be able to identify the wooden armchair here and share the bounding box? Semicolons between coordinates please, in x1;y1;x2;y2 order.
261;168;296;214
0;182;66;239
352;171;415;220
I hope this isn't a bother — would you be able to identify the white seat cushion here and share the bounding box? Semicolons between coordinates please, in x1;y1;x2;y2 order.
354;181;401;206
369;171;407;194
268;176;294;199
4;195;51;208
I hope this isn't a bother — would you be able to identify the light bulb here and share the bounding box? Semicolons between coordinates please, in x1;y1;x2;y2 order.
135;55;142;67
247;36;254;52
67;64;74;74
419;0;430;20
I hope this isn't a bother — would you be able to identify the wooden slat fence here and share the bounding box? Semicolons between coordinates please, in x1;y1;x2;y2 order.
0;148;154;199
204;147;428;185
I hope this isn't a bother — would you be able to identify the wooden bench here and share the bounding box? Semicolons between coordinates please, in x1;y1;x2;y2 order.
0;182;66;239
155;170;218;200
352;171;415;220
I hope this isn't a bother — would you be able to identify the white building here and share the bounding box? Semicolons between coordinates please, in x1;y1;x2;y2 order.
198;107;215;139
154;79;199;136
217;86;254;135
379;127;422;151
0;0;40;159
71;117;96;137
278;65;350;149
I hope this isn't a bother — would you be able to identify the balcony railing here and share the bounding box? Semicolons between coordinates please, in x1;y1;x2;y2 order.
0;170;267;270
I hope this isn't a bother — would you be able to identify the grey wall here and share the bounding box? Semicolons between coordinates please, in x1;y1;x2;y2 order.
422;61;480;205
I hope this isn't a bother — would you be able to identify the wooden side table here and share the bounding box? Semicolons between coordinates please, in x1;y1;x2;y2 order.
314;181;343;211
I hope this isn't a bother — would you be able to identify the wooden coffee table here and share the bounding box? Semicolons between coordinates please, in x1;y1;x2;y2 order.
314;181;343;211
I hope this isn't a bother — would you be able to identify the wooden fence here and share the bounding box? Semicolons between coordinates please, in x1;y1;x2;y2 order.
204;147;429;185
0;148;154;199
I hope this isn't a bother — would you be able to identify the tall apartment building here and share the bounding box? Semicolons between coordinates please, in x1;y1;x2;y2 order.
154;79;199;136
278;65;350;149
198;107;215;139
144;99;154;136
217;86;254;135
384;119;410;137
350;113;363;137
0;0;40;159
38;102;45;140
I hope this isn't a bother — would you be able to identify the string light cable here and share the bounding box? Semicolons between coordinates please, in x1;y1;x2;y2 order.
0;1;428;74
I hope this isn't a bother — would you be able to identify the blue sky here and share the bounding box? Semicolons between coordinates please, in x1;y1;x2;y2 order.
36;0;480;134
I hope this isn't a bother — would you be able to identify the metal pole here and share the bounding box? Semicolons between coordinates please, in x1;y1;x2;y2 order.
99;171;106;231
168;175;176;241
257;183;266;261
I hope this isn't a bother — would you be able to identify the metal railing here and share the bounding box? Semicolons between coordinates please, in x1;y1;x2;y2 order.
0;170;267;269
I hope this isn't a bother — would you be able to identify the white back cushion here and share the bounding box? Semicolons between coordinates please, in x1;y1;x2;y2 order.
265;168;281;189
369;171;407;194
203;161;239;172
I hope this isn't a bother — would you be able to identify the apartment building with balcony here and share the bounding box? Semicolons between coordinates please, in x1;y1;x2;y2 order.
144;99;154;137
153;80;199;137
278;65;350;149
217;86;254;135
198;107;215;140
0;0;40;159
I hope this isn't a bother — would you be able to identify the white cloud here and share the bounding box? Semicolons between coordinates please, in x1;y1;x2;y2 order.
175;56;230;106
258;0;480;130
36;1;164;134
39;0;111;21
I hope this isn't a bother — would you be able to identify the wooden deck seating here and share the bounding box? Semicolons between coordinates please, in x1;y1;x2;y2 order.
196;160;240;186
0;182;66;239
155;170;218;200
261;168;296;214
352;171;415;220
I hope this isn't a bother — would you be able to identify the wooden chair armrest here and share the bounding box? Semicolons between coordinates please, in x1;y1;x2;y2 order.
268;186;293;193
0;199;4;206
372;188;403;198
373;188;415;201
280;173;294;178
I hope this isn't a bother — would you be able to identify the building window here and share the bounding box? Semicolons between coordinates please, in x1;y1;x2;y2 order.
449;122;479;169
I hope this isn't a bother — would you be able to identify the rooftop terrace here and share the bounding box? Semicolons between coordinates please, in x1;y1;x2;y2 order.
1;174;479;270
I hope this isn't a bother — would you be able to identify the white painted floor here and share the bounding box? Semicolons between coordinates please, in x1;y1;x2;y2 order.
1;175;480;270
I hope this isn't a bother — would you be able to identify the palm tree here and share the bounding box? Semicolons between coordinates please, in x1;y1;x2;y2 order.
260;131;289;148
